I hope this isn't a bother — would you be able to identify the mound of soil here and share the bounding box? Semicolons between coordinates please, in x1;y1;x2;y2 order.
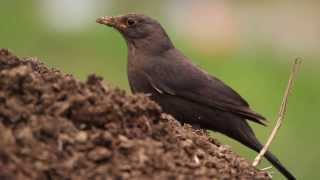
0;49;269;180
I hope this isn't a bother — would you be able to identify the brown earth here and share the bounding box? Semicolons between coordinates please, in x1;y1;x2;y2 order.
0;49;270;180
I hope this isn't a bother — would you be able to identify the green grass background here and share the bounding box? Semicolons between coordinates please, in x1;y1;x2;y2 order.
1;1;319;179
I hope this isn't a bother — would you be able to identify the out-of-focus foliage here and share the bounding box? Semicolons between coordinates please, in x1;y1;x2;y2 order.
1;1;319;179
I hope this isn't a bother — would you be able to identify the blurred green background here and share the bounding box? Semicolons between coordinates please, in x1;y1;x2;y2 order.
1;1;319;179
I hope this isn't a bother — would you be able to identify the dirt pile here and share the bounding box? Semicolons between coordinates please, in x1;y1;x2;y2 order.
0;49;269;180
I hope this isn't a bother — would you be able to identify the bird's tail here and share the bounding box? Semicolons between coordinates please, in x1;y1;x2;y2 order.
263;149;296;180
235;126;296;180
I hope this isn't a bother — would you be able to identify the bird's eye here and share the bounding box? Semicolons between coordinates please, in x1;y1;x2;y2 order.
127;19;136;26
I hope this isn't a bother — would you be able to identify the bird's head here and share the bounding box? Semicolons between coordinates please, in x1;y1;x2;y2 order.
97;13;173;53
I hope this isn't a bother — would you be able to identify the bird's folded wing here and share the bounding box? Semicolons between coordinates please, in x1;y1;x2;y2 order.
143;72;267;126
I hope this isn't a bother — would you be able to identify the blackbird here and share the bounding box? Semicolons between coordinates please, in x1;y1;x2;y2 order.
97;13;295;180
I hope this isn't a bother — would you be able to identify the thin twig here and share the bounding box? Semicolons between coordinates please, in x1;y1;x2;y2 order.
252;58;302;167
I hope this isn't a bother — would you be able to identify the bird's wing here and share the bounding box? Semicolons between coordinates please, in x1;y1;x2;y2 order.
143;59;267;126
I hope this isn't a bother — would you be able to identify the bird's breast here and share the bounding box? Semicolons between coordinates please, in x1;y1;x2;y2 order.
127;67;155;95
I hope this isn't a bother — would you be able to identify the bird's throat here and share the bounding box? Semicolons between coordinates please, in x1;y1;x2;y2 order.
126;34;174;56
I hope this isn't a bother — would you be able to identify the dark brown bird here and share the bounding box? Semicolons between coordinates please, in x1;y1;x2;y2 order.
97;13;295;180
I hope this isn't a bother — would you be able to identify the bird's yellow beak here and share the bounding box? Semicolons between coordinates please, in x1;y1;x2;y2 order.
96;16;116;27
